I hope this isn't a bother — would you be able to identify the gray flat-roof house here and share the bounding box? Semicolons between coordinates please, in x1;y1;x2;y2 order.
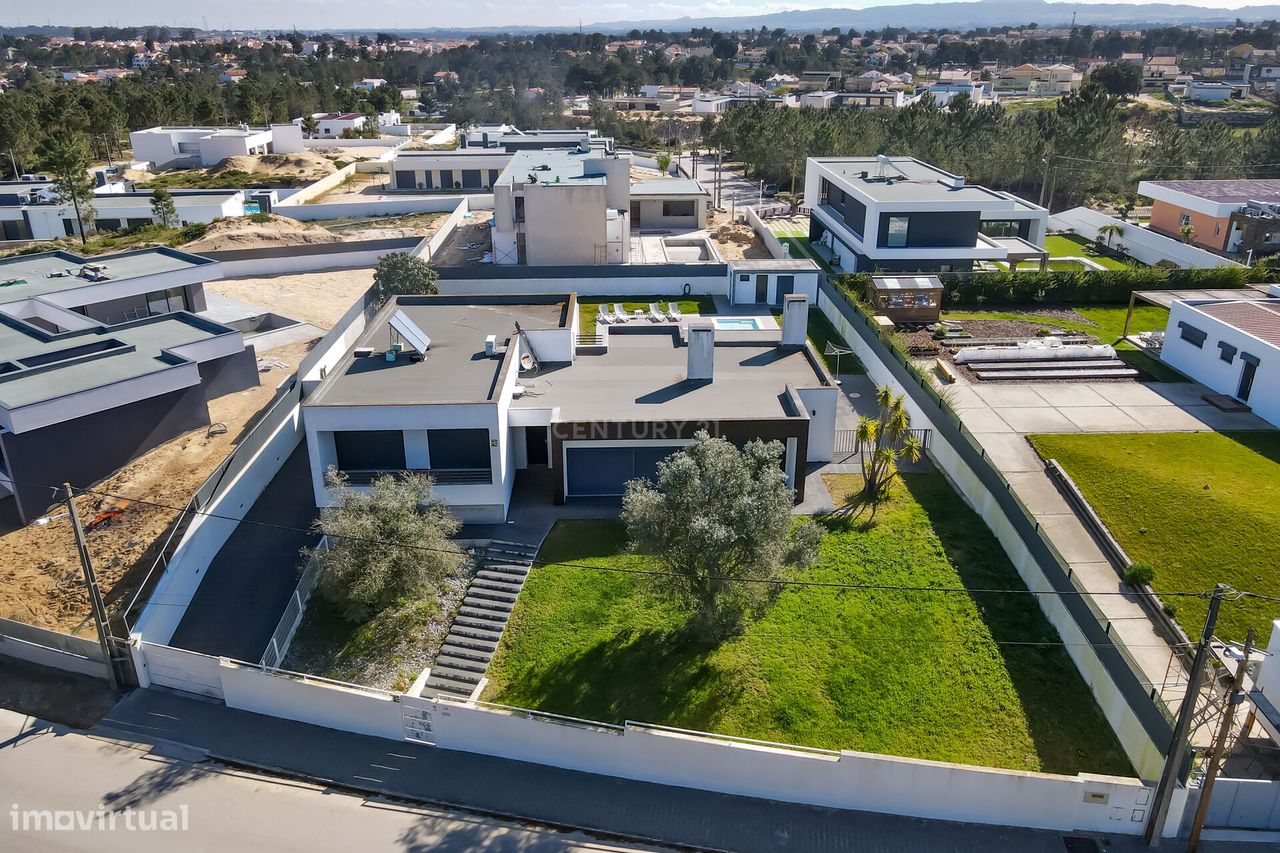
803;156;1048;273
302;294;836;523
0;307;258;521
0;247;221;326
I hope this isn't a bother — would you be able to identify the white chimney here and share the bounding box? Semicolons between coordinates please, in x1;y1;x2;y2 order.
687;322;714;382
782;294;809;347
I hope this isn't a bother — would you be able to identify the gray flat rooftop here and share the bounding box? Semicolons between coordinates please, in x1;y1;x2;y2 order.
307;299;569;407
629;179;708;197
816;157;1011;204
496;149;606;187
731;258;821;271
0;248;215;302
0;313;229;409
512;329;828;421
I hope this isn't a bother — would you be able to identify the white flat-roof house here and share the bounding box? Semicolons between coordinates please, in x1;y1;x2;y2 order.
130;124;304;168
803;156;1048;273
302;293;836;525
0;180;246;241
1161;292;1280;426
304;113;368;137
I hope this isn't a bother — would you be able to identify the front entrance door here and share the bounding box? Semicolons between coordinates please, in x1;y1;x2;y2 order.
755;275;769;303
1238;359;1258;402
525;426;548;466
776;275;795;305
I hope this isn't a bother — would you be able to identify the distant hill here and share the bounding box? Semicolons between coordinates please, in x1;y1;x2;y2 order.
584;0;1280;33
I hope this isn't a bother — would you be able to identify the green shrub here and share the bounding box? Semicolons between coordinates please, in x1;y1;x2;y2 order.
175;222;208;243
1124;562;1157;587
249;212;272;224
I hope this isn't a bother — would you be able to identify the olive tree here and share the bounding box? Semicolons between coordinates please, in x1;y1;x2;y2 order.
622;431;822;638
372;252;439;304
310;470;465;621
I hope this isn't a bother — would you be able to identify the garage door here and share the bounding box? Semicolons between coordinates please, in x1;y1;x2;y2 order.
565;445;683;496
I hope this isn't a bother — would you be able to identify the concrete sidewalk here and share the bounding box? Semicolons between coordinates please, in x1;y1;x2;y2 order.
99;687;1219;853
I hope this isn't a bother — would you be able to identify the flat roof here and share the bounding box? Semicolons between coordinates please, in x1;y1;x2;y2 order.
815;157;1011;203
1136;286;1272;310
871;275;943;291
1193;299;1280;347
512;328;828;421
496;149;606;187
629;178;708;197
307;297;569;407
0;248;215;302
1144;179;1280;204
0;312;230;409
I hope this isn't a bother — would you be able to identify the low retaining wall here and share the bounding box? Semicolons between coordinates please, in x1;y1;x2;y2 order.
814;279;1175;785
436;264;728;298
744;207;789;260
1050;208;1242;270
275;194;469;223
0;616;107;678
200;237;422;276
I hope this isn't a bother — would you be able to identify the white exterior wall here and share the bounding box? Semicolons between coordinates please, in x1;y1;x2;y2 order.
796;386;837;462
1050;207;1243;269
729;269;819;305
270;123;305;154
199;130;271;167
1161;301;1280;426
435;272;728;298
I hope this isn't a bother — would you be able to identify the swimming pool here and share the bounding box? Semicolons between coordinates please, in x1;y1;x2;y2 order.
714;318;763;331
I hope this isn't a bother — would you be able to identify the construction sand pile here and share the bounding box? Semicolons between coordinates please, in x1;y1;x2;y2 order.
182;214;343;252
212;151;337;177
711;220;772;260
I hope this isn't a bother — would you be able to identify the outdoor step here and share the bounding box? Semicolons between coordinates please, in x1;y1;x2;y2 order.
442;633;499;653
472;576;524;593
488;539;539;554
458;606;509;623
462;597;514;614
966;358;1127;371
423;678;474;696
434;655;488;675
451;617;504;636
429;665;482;686
439;643;493;664
481;559;532;573
467;587;519;603
972;368;1140;381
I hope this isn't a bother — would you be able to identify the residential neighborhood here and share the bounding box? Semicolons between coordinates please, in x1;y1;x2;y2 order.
4;5;1280;853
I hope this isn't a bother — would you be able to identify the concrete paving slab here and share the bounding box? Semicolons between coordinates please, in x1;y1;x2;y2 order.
1036;515;1110;564
1005;472;1073;515
1124;405;1215;432
940;385;987;410
1144;382;1221;406
1091;383;1174;406
1059;406;1147;433
1030;384;1112;408
974;433;1046;473
972;384;1051;408
1185;407;1274;431
953;406;1015;434
997;406;1081;434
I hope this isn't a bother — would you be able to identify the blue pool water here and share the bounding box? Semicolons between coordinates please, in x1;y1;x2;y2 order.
714;318;762;331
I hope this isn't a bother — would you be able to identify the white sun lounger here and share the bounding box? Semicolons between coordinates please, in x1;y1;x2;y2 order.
648;303;666;322
597;304;614;325
666;302;683;321
612;303;630;323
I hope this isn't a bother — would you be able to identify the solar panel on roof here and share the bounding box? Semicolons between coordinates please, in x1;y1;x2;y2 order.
389;310;431;355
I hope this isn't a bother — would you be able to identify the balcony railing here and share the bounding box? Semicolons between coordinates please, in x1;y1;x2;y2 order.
341;468;492;486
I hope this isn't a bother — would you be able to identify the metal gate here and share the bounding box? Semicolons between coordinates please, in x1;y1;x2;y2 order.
1204;778;1280;830
401;694;435;744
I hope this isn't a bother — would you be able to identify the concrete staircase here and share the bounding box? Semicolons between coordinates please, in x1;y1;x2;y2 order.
424;540;538;699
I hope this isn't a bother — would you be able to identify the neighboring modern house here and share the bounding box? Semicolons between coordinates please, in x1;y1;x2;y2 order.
1160;292;1280;426
0;180;247;241
307;113;368;137
301;293;836;523
354;77;387;91
920;81;997;107
803;156;1049;273
0;251;253;521
627;178;709;230
994;63;1082;95
839;91;905;109
1138;179;1280;253
129;124;304;168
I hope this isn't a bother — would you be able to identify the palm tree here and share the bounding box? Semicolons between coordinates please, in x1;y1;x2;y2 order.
1179;222;1197;244
1097;222;1124;248
855;385;923;502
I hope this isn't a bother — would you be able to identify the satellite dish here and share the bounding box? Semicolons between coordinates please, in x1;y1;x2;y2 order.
519;352;535;371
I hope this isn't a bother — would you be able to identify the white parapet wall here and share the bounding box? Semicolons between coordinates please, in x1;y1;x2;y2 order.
744;206;791;260
1050;207;1244;269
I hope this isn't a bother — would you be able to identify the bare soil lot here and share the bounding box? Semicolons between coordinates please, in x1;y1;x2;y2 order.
0;340;315;636
430;209;493;266
183;215;342;252
709;216;771;260
208;270;373;329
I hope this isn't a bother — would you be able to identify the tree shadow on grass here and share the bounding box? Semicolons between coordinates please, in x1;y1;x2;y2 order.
505;624;744;732
818;485;880;534
900;473;1133;776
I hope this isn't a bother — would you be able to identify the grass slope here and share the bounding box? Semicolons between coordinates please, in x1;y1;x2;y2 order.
1029;432;1280;643
483;474;1130;775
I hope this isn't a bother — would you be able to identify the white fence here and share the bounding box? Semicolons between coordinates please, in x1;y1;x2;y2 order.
1050;207;1243;269
743;206;790;260
125;648;1182;838
206;240;420;277
260;540;325;669
275;195;471;223
436;271;729;298
0;616;108;678
416;198;471;263
1204;778;1280;831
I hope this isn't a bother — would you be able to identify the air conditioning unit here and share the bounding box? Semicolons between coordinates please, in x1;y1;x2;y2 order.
484;334;497;356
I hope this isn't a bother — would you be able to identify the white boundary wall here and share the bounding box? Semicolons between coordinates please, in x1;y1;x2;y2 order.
143;656;1187;837
1050;208;1243;269
276;195;469;222
814;287;1170;784
744;207;790;260
436;272;728;298
212;245;409;277
0;616;107;678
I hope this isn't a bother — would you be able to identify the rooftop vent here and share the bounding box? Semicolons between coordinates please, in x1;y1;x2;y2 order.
782;294;809;347
687;322;714;382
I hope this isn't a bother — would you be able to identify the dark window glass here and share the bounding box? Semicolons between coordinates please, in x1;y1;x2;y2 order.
334;430;406;471
428;429;491;471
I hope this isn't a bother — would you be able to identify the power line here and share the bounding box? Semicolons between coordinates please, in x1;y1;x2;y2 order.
38;478;1276;604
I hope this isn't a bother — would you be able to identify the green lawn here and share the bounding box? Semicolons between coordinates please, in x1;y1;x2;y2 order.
579;296;716;334
943;304;1186;382
483;474;1131;775
1028;433;1280;643
769;307;864;375
1043;234;1136;270
780;236;837;274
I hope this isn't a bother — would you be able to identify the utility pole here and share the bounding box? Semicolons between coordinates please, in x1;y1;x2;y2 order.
65;484;120;692
5;148;18;180
1038;156;1052;208
715;148;722;210
1187;628;1256;852
1144;584;1226;845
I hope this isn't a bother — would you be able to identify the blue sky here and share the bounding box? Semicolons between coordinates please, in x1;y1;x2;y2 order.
11;0;1266;31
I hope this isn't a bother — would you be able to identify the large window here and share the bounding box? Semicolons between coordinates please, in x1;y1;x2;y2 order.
886;216;910;248
514;196;525;223
334;430;406;472
1178;321;1207;348
146;287;189;316
662;200;696;217
427;429;492;473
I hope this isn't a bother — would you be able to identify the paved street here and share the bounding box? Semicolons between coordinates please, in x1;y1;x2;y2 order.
675;152;766;214
0;708;666;852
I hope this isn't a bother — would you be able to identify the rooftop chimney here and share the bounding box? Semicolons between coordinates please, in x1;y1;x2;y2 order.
782;294;809;347
687;322;715;382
